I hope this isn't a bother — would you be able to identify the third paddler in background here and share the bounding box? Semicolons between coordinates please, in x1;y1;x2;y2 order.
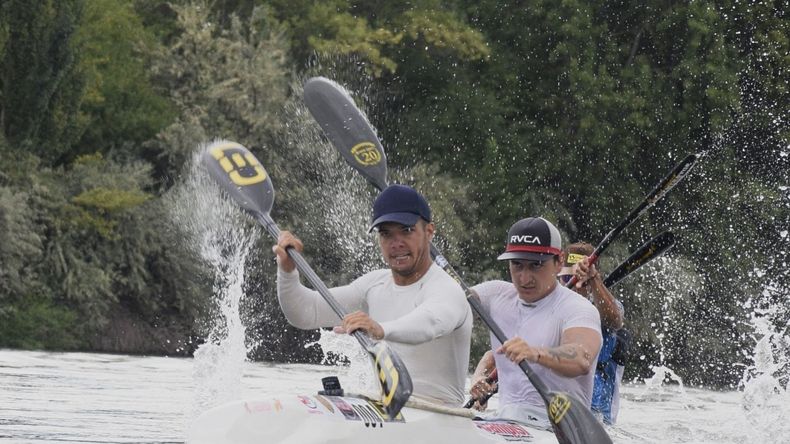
559;242;629;424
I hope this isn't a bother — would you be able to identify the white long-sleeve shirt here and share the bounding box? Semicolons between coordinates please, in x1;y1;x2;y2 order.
277;263;472;406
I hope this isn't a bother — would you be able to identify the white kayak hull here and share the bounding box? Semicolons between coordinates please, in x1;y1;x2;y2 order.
188;393;556;443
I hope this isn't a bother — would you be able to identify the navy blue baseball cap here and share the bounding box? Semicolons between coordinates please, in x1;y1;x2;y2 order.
369;184;431;232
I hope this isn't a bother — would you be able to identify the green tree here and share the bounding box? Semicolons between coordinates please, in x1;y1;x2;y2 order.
0;0;86;165
381;0;784;386
9;151;208;353
74;0;175;158
266;0;489;76
144;2;290;183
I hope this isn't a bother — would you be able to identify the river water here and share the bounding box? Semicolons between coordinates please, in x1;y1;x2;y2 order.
0;347;787;444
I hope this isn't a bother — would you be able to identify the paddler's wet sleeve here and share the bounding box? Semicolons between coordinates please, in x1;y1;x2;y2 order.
471;280;512;312
378;273;469;345
276;268;366;330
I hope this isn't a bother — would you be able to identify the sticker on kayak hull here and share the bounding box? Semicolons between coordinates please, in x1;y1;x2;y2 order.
475;422;533;442
315;394;335;413
244;400;283;414
327;396;361;420
353;403;384;428
322;396;405;426
298;395;324;415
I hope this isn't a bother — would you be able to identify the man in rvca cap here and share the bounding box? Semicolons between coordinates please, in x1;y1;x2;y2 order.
497;217;563;262
468;216;602;430
273;184;472;407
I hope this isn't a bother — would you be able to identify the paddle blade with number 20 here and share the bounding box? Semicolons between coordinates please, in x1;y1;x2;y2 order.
202;140;412;419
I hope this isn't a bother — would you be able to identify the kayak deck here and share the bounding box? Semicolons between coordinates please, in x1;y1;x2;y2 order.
188;393;557;443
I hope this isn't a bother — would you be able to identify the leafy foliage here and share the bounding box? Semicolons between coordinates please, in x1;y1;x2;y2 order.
144;1;290;183
0;0;87;165
74;0;175;157
267;0;488;76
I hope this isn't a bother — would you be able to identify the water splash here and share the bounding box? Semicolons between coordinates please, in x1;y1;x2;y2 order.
280;66;382;276
621;253;701;380
736;178;790;441
641;365;688;404
739;305;790;439
305;329;379;396
167;142;259;420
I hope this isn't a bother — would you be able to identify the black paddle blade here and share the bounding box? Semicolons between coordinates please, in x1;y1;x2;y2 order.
643;153;699;213
566;153;698;290
604;231;676;288
370;341;413;420
548;391;613;444
303;76;389;191
202;140;274;216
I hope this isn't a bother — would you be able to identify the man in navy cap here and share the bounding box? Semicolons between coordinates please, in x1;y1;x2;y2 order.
273;184;472;407
468;217;602;428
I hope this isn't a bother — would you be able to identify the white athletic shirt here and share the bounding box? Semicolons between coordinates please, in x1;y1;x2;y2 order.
473;280;602;408
277;263;472;406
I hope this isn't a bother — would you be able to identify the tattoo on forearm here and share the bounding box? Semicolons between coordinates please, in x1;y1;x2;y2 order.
548;346;578;362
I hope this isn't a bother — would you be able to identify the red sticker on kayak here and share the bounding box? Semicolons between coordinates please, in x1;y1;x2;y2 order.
475;422;533;440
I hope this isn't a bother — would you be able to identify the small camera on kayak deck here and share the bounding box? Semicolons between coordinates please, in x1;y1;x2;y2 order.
319;375;344;396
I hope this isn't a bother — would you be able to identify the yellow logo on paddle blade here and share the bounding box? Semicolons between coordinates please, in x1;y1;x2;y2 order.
210;142;267;186
374;346;399;406
629;244;658;271
548;394;572;423
566;253;586;265
351;142;382;166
